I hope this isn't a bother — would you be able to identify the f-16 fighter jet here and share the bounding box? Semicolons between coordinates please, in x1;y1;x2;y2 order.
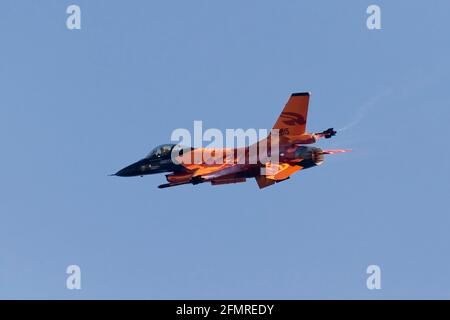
112;92;350;188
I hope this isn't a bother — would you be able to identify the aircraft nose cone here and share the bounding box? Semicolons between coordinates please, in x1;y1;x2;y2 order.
114;161;143;177
115;167;131;177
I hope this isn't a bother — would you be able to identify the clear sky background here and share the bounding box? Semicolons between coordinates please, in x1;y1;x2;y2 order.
1;0;450;299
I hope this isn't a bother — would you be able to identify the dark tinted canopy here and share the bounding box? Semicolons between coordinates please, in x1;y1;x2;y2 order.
145;144;176;159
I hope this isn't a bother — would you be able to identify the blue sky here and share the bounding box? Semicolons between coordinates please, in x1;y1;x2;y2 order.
1;0;450;299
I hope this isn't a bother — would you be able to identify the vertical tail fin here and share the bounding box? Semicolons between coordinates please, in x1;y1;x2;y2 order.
272;92;310;138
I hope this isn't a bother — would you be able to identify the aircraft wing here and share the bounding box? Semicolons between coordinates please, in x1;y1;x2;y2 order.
178;147;246;181
191;164;241;180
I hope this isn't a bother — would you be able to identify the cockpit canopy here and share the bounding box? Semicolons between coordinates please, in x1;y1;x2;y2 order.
145;144;176;159
145;144;194;160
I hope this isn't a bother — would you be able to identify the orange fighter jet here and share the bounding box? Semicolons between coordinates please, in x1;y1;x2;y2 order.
112;92;350;188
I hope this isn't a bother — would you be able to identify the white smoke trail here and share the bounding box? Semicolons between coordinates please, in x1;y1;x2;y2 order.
337;64;442;134
338;87;393;132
